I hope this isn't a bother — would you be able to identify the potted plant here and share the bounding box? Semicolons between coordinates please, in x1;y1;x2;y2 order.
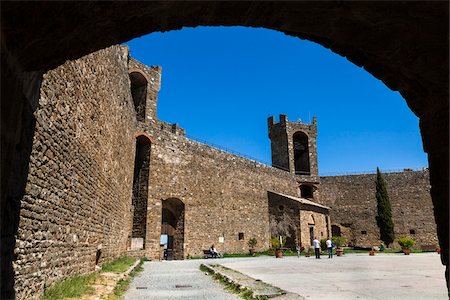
248;237;258;256
305;247;311;257
332;236;347;256
369;245;378;256
398;237;415;255
271;236;286;258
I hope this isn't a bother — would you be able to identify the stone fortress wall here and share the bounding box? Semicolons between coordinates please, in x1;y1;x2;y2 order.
319;170;437;248
14;46;138;299
142;125;301;259
13;45;437;299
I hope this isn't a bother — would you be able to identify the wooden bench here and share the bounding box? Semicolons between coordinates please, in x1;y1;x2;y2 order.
420;244;437;251
203;249;220;258
203;249;214;258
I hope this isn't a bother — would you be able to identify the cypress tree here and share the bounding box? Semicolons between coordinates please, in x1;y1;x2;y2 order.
375;167;395;247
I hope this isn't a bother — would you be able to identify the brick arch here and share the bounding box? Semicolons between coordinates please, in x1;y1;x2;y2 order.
128;68;151;84
134;132;156;144
1;2;448;296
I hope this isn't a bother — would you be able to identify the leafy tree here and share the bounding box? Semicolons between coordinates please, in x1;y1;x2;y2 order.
375;168;395;247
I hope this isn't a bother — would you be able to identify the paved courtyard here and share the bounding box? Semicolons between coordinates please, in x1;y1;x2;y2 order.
124;258;239;300
125;253;447;299
221;253;447;299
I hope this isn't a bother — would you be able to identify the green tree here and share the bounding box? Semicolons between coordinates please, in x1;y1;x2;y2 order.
375;168;395;247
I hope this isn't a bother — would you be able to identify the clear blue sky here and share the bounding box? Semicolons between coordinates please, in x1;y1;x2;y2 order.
125;26;428;175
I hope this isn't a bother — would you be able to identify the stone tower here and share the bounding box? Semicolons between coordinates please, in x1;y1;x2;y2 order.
268;114;320;199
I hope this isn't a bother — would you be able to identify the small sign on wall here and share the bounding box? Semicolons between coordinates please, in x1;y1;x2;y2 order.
131;238;144;250
219;236;224;243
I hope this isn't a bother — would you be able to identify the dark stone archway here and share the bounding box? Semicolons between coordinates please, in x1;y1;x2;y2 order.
161;198;185;260
1;2;448;297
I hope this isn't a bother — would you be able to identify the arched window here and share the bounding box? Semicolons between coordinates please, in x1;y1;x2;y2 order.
293;131;310;175
129;72;148;122
130;135;151;250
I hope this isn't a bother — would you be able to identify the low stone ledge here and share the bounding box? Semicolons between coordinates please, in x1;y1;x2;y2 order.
201;264;305;299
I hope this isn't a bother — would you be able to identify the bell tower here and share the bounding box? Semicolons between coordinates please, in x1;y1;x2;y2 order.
268;114;320;195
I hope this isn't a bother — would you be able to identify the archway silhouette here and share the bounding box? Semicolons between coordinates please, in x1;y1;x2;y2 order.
1;2;448;297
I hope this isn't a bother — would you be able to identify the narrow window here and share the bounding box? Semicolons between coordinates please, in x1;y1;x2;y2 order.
130;135;151;250
361;230;367;235
409;229;416;234
238;232;244;240
95;249;102;265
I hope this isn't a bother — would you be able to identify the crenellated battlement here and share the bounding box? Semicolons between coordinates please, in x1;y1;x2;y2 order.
268;114;317;132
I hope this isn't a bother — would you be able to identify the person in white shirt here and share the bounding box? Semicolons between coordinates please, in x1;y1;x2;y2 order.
326;238;333;258
313;237;321;259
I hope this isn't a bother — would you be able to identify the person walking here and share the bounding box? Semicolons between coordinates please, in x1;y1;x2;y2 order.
313;237;321;259
326;238;333;258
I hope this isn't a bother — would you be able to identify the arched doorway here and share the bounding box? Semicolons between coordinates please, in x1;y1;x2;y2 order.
161;198;185;260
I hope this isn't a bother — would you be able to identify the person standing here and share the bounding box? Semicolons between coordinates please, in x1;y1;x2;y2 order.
326;238;333;258
313;237;321;259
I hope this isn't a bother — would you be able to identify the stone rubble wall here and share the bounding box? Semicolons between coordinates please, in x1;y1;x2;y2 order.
14;46;137;299
268;192;301;249
142;125;301;259
319;170;437;248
